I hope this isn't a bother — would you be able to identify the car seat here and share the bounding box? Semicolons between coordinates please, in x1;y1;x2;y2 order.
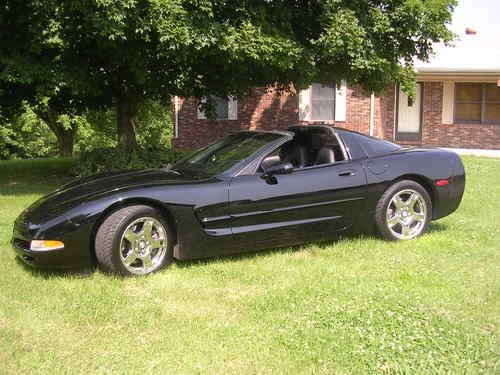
280;142;308;168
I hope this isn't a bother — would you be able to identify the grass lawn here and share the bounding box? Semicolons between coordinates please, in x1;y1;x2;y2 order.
0;156;498;374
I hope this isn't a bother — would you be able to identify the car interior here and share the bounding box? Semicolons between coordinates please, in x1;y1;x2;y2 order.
260;127;346;171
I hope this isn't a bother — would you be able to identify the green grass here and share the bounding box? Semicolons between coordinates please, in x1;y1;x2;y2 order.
0;157;498;374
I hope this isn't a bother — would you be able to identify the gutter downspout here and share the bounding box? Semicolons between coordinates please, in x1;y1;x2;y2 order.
369;92;375;136
392;84;398;142
173;96;179;138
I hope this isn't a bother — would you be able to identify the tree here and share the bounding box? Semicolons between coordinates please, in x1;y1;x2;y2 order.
0;82;100;157
0;1;109;156
3;1;455;152
0;107;57;160
0;78;82;156
32;93;79;157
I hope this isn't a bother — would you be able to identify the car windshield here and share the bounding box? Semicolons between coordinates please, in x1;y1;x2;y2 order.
173;132;283;175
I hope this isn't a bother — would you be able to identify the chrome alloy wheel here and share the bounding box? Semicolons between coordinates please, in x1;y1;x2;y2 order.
119;217;168;275
385;189;427;240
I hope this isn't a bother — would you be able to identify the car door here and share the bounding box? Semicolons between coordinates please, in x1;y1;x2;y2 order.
228;160;367;249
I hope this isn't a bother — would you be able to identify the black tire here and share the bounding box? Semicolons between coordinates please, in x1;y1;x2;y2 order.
95;205;174;276
375;180;432;241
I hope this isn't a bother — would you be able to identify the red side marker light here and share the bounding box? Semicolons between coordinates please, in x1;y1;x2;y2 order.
436;179;449;187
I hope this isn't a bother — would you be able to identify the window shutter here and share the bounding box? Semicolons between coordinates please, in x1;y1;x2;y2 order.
197;97;207;120
442;81;454;124
228;96;238;120
299;87;311;121
335;80;347;122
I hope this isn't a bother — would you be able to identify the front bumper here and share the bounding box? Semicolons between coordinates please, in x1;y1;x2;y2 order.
11;214;94;270
11;238;75;269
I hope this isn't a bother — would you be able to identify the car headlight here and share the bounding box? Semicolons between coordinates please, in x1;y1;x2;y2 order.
30;240;65;251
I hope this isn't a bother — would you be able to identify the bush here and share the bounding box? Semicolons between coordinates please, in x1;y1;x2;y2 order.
1;100;173;163
73;147;175;177
73;113;116;154
0;108;57;159
73;100;176;176
72;99;177;176
75;100;173;154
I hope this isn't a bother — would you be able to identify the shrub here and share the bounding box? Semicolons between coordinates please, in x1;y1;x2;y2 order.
1;100;173;162
73;147;175;177
73;100;176;176
0;108;57;159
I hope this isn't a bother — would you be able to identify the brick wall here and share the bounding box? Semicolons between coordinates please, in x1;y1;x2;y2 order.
419;82;500;150
172;82;500;150
173;86;373;150
379;85;396;141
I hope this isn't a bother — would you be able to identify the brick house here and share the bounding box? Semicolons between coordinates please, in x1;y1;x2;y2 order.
172;30;500;151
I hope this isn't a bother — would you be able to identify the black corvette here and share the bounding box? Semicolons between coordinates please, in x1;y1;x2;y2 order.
12;125;465;276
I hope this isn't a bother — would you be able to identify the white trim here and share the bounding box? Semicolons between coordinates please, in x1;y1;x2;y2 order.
197;97;207;120
416;69;500;74
417;73;500;82
228;96;238;120
392;84;398;141
173;96;179;138
442;82;454;124
298;87;311;121
369;92;375;136
334;80;347;122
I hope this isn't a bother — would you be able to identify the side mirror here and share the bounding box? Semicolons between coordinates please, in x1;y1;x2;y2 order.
262;162;293;182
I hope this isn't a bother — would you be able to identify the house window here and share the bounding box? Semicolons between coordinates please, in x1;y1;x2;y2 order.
197;95;237;120
211;96;229;119
310;83;335;121
455;83;500;124
299;81;347;122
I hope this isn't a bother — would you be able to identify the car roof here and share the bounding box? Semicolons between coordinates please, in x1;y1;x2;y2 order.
236;125;388;145
237;125;370;137
288;124;335;133
237;129;293;137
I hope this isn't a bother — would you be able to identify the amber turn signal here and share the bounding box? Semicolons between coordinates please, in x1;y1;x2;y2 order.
30;240;65;251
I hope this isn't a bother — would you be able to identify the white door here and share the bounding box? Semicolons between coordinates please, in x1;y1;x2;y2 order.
396;83;422;141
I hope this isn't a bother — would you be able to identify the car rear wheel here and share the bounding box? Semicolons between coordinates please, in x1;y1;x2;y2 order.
95;205;174;276
375;180;432;240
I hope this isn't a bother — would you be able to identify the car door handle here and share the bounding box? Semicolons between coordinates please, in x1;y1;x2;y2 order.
338;170;357;177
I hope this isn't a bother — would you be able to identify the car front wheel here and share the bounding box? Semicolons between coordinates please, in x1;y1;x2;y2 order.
95;205;174;276
375;180;432;240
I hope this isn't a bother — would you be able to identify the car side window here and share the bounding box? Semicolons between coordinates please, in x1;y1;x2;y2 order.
257;142;292;173
255;131;349;175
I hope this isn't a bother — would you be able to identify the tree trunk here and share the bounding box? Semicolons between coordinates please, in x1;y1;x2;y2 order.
37;107;75;157
116;97;138;153
56;131;74;157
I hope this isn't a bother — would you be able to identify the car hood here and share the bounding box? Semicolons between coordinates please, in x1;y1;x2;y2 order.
23;168;202;220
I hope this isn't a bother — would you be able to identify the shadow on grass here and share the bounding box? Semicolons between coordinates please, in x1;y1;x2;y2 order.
176;229;375;269
176;221;451;269
0;157;76;196
15;221;450;278
428;221;448;233
0;177;71;197
15;257;94;279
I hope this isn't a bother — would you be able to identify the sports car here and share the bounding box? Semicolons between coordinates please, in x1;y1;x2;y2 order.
11;125;465;276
